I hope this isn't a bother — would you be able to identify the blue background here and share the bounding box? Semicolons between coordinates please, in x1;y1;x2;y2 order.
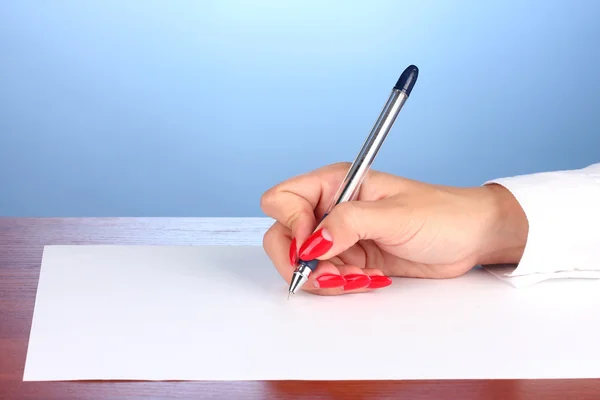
1;1;599;217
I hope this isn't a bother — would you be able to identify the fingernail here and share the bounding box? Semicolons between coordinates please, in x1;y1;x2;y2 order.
368;275;392;289
289;238;298;266
298;228;333;260
314;274;346;289
343;274;371;291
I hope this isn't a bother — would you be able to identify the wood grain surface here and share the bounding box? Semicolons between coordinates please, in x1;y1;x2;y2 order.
1;217;599;399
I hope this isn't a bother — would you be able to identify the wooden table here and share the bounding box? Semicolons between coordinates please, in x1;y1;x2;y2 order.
1;218;599;399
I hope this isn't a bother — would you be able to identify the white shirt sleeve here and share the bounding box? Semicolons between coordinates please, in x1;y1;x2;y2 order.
485;163;600;277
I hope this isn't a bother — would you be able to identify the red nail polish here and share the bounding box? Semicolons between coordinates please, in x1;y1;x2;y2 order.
343;274;371;291
316;274;346;289
298;228;333;260
368;275;392;289
289;238;298;266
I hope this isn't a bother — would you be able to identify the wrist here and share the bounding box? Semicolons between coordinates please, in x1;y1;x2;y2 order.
475;183;529;266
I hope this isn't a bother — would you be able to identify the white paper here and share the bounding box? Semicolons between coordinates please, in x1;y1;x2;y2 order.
24;245;600;381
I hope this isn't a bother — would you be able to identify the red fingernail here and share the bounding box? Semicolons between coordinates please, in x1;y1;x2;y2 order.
343;274;371;291
315;274;346;289
289;238;298;266
368;275;392;289
298;228;333;260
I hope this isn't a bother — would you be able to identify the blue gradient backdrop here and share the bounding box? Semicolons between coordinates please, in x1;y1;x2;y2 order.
1;1;599;216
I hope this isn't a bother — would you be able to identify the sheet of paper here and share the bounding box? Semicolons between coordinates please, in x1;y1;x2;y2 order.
24;245;600;381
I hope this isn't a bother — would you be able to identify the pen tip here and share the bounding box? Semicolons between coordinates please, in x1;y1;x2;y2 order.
287;292;292;300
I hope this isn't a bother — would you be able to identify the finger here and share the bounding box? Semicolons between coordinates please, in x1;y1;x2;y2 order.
302;260;346;295
361;268;394;290
302;263;366;296
336;244;393;289
263;222;393;296
261;222;358;286
307;265;391;296
261;222;349;294
297;198;405;262
335;240;385;271
260;163;400;251
260;164;348;251
263;221;297;285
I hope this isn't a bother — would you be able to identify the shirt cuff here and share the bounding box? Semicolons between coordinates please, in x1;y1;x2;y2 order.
484;164;600;277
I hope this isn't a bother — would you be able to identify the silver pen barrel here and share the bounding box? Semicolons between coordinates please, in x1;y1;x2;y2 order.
326;89;408;211
287;65;418;298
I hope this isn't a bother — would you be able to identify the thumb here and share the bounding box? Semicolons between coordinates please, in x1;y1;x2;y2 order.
297;200;395;261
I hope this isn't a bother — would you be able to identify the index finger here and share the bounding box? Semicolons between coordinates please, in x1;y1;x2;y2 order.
260;162;349;249
260;162;397;249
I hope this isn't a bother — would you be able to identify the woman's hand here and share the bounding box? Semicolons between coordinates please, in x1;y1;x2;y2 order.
260;162;528;295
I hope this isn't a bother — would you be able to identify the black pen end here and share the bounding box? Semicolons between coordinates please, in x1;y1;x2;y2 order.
394;65;419;96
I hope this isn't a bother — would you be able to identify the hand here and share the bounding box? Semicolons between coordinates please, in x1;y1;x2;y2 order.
260;162;528;295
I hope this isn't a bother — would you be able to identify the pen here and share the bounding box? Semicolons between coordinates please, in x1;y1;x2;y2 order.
287;64;419;299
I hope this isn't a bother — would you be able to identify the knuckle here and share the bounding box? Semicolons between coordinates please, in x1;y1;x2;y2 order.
260;186;307;230
259;187;277;212
331;202;369;241
334;202;359;229
334;161;352;169
318;162;352;175
331;161;352;172
284;211;301;231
